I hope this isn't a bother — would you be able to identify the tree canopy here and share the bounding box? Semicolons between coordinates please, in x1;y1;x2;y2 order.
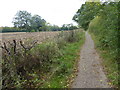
12;11;32;30
12;10;78;32
12;10;47;32
73;1;102;30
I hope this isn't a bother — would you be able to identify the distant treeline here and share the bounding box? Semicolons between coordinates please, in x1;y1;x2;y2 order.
0;24;78;33
0;27;27;33
0;10;78;33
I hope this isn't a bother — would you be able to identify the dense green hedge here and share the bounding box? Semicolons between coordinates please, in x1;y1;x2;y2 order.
73;1;119;62
88;2;119;87
89;2;119;61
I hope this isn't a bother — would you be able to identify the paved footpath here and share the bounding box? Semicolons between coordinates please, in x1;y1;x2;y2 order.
72;32;110;88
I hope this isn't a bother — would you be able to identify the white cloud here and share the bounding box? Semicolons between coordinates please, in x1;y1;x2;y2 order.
0;0;85;27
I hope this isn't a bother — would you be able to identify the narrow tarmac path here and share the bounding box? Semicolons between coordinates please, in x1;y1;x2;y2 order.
72;32;110;88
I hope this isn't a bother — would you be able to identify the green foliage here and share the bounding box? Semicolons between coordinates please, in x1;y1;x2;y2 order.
30;41;61;71
88;2;119;88
73;2;101;30
31;15;46;31
47;24;61;31
55;30;83;48
39;30;85;88
31;29;35;32
2;40;60;88
12;10;47;32
89;2;118;60
2;30;85;88
58;30;82;43
46;24;78;31
11;10;78;32
90;33;119;88
61;24;78;31
74;1;119;87
12;10;32;30
1;27;27;33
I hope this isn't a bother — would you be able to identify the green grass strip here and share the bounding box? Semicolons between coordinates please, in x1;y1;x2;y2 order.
38;32;85;88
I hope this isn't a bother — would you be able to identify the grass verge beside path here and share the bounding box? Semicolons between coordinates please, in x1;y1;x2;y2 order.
39;31;85;88
89;32;118;88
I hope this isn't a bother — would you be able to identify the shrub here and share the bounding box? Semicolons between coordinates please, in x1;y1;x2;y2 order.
30;41;61;72
64;30;82;43
2;30;83;88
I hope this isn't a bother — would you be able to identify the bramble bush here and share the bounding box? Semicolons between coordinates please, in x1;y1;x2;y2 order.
2;30;83;88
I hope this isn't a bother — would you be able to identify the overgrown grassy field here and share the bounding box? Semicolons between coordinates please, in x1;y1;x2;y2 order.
2;30;85;88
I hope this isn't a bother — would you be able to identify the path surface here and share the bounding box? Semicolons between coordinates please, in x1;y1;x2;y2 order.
72;32;109;88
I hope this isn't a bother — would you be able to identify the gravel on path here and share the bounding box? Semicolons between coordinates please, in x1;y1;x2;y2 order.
72;32;110;88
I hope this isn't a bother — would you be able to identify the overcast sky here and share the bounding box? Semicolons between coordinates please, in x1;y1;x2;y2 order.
0;0;86;27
